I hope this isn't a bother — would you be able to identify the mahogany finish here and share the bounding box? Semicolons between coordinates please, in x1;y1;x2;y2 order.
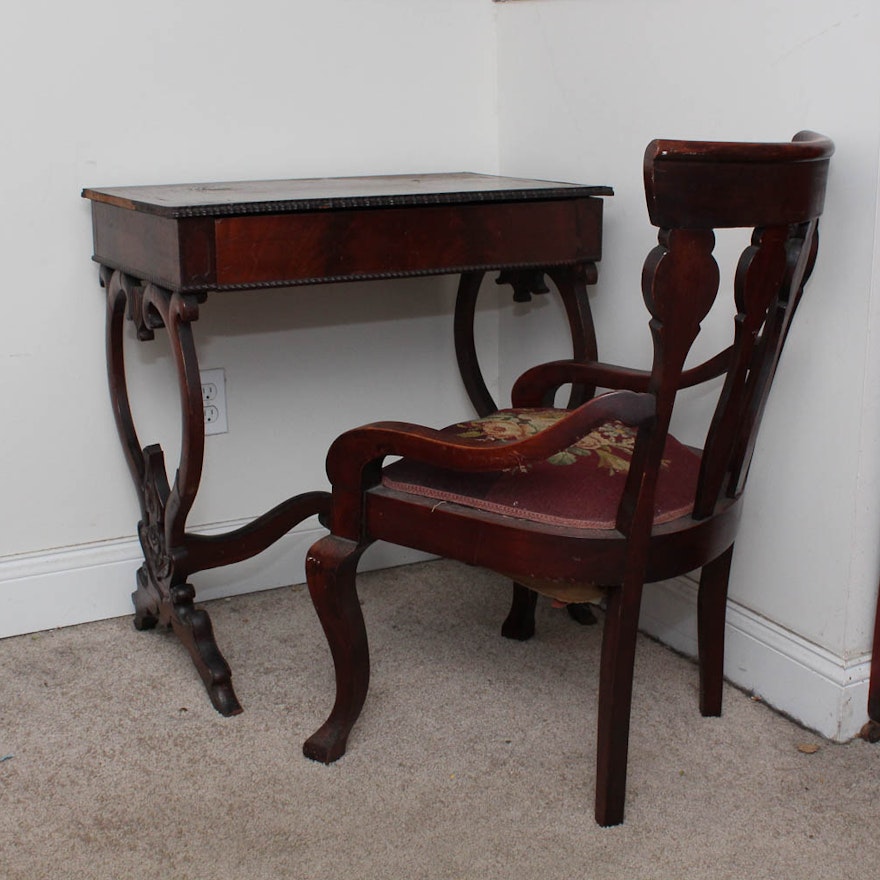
83;172;611;714
84;173;609;291
302;134;834;825
862;586;880;741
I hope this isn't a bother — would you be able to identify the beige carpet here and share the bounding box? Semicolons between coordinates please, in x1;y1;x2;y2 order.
1;559;877;879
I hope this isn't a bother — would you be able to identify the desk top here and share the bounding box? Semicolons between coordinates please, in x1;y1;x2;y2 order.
84;172;610;292
82;172;612;219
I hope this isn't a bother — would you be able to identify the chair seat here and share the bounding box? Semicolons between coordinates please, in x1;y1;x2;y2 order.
382;406;701;530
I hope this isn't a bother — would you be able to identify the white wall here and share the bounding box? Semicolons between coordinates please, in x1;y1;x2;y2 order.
3;0;879;742
0;0;499;627
495;0;880;738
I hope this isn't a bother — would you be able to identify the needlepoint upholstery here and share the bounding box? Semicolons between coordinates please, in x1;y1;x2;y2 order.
382;406;701;530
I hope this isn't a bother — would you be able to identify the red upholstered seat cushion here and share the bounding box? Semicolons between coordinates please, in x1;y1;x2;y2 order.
381;407;701;530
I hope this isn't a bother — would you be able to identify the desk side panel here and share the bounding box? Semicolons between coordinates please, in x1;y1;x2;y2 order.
213;198;604;287
89;202;215;290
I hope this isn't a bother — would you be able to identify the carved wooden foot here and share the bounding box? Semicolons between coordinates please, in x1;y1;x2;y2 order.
172;589;242;717
859;719;880;743
567;603;598;626
132;564;242;715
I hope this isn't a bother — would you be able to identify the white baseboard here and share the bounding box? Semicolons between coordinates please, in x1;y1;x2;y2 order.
2;539;871;741
638;575;872;742
0;519;432;641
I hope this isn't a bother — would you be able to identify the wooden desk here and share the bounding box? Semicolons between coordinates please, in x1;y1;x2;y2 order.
83;172;611;715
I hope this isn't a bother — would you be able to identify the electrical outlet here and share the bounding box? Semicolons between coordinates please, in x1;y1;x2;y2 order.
200;368;228;435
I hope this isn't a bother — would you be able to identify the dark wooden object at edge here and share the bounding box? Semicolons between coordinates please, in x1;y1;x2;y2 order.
301;135;834;825
861;585;880;741
83;173;611;715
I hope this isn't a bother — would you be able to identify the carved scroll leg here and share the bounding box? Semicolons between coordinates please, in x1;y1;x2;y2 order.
303;536;370;764
103;270;246;715
106;268;154;631
147;285;251;715
454;270;495;417
697;545;734;717
501;582;538;641
540;264;600;408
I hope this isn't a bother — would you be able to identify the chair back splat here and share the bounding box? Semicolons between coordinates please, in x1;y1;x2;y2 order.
301;132;834;826
642;133;831;521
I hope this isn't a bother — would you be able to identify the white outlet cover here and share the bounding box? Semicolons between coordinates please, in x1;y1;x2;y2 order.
200;368;228;435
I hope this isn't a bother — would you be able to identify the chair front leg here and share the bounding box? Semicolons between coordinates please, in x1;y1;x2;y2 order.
697;544;734;717
303;535;371;764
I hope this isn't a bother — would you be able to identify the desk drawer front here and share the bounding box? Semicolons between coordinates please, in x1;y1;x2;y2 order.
214;198;603;287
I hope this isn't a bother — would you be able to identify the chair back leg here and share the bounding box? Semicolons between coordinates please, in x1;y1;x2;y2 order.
697;544;734;717
501;582;538;641
594;580;644;826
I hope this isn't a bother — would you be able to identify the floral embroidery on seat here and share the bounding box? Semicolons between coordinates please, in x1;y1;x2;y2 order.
383;404;698;529
455;409;639;475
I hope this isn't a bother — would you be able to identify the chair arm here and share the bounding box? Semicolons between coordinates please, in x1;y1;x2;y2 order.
512;348;733;407
512;360;651;407
326;389;656;491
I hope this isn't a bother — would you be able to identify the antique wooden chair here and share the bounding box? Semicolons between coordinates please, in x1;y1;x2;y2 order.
301;132;834;825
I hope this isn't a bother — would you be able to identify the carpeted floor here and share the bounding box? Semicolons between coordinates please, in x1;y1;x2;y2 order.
1;559;877;879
